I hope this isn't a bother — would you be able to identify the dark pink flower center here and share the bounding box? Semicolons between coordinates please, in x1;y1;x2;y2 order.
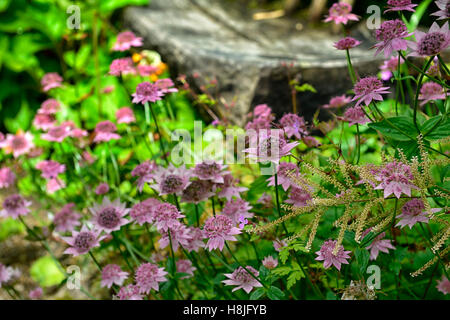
418;32;446;56
375;20;407;42
4;195;24;210
74;232;95;251
161;174;184;194
98;207;121;229
354;77;383;96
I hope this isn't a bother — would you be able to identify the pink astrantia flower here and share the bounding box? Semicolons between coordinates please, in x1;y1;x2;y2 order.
324;3;359;25
36;160;65;179
342;106;370;126
95;183;110;195
38;99;60;115
315;240;351;270
203;215;241;251
244;131;299;164
137;64;158;77
109;58;136;76
131;161;157;192
33;114;56;131
253;104;272;118
159;223;192;251
130;198;160;225
41;72;63;92
222;198;254;224
62;225;105;256
379;55;404;81
431;0;450;20
217;174;248;201
245;104;274;131
384;0;418;13
152;202;185;232
0;194;31;219
273;238;287;252
176;259;196;279
29;287;43;300
410;22;450;57
152;164;192;195
279;113;308;139
132;81;164;105
395;199;441;229
116;107;135;124
0;167;16;188
193;160;227;184
115;284;143;300
41;125;71;143
89;197;130;233
285;187;313;207
184;227;206;252
323;95;352;109
266;162;299;191
46;178;65;194
373;19;411;58
2;132;34;157
362;228;395;261
0;264;13;287
101;264;129;289
258;192;273;208
419;82;448;106
94;120;121;143
334;37;361;50
222;266;262;294
53;203;81;233
352;77;390;107
135;263;168;294
436;276;450;295
374;161;419;198
262;256;278;269
155;78;178;94
180;180;215;204
113;31;143;51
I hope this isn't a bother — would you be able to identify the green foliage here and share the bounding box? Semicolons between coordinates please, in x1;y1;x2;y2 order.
30;255;65;287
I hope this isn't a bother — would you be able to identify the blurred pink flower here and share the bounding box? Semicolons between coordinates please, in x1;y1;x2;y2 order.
203;215;241;251
41;72;63;92
436;276;450;295
109;58;136;76
373;19;411;58
115;284;143;300
2;131;34;157
222;198;253;224
419;82;447;106
113;31;143;51
323;95;351;109
94;120;121;143
285;186;313;207
217;174;248;201
180;179;215;204
135;263;167;294
176;259;196;279
41;125;71;143
334;37;361;50
244;131;299;164
266;162;299;191
193;160;227;184
279;113;308;139
324;3;359;25
431;0;450;20
159;223;192;251
155;78;178;94
153;202;184;232
184;227;206;252
132;81;164;105
262;256;278;269
362;229;395;260
384;0;418;13
29;287;43;300
36;160;65;179
33;114;56;131
116;107;135;124
342;106;370;126
101;264;129;289
1;194;31;219
38;99;60;115
131;161;157;192
130;198;160;225
0;167;16;188
152;164;191;195
95;183;110;195
409;22;450;57
53;203;81;233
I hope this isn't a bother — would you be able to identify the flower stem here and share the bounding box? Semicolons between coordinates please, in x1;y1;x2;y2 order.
413;57;434;132
345;49;357;84
274;173;289;235
88;251;102;271
355;124;361;164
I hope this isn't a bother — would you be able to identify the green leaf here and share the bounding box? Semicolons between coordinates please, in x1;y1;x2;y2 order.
287;270;305;289
30;255;65;287
250;287;265;300
423;116;450;140
0;218;25;241
355;248;370;275
404;0;433;32
267;286;285;300
294;83;316;93
99;0;149;12
272;266;291;276
368;116;417;141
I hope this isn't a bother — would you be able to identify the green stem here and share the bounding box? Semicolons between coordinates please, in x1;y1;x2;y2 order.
274;173;289;235
437;55;450;75
355;124;361;164
345;49;357;84
88;251;102;271
413;57;434;132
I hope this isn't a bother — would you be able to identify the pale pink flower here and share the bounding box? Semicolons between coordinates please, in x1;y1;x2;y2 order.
95;183;110;195
302;136;321;147
342;106;370;126
180;180;215;204
362;229;395;261
137;64;158;76
62;225;105;256
217;174;248;201
379;55;404;81
193;160;227;184
323;95;352;109
203;215;241;251
130;198;160;225
334;37;361;50
279;113;308;139
53;203;81;233
384;0;418;13
115;284;143;300
285;186;313;207
266;162;299;191
245;104;274;131
315;240;351;270
244;131;299;164
374;161;419;198
38;99;60;115
155;78;178;94
222;198;253;224
109;58;136;76
431;0;450;20
0;167;16;188
152;202;185;232
222;266;262;293
89;197;130;233
116;107;135;124
395;199;441;229
131;161;157;192
352;77;390;107
29;287;43;300
36;160;65;179
113;31;143;51
41;72;63;92
46;178;65;193
33;114;56;131
101;264;129;288
409;22;450;57
436;275;450;295
132;81;164;105
159;223;191;251
262;256;278;269
135;263;168;294
184;227;206;252
176;259;196;279
0;264;13;287
419;82;448;106
41;125;71;143
273;238;287;252
94;120;121;143
2;132;34;157
253;104;272;118
152;164;191;195
373;19;412;58
0;194;31;219
324;3;359;25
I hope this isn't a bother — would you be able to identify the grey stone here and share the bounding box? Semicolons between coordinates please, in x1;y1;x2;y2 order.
124;0;384;125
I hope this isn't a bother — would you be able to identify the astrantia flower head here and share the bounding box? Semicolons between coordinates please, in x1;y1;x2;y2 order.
193;160;227;184
89;197;130;233
155;78;178;94
130;198;160;225
95;183;110;195
2;131;34;157
159;223;191;251
253;104;272;118
285;186;313;207
29;287;43;300
113;31;143;51
245;104;274;131
46;178;65;194
131;161;157;192
176;259;196;279
279;113;308;139
135;263;168;294
180;179;215;204
109;58;136;76
137;64;158;77
419;82;447;106
0;264;13;287
33;114;56;131
410;22;450;57
41;125;71;143
324;2;359;25
53;203;81;233
184;227;206;252
217;174;248;201
222;266;262;293
116;107;135;124
41;72;63;92
374;19;411;58
396;199;441;229
222;198;254;224
1;194;31;219
431;0;450;20
0;167;16;188
334;37;361;50
152;164;191;195
153;202;185;232
132;81;164;105
101;264;129;289
39;99;60;115
342;106;370;126
62;225;105;256
262;256;278;269
323;95;352;109
362;228;395;260
273;238;287;252
36;160;65;180
436;275;450;295
352;76;390;107
374;161;419;198
203;215;241;251
94;120;121;143
384;0;418;13
379;55;404;81
115;284;143;300
266;162;299;191
315;240;351;270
